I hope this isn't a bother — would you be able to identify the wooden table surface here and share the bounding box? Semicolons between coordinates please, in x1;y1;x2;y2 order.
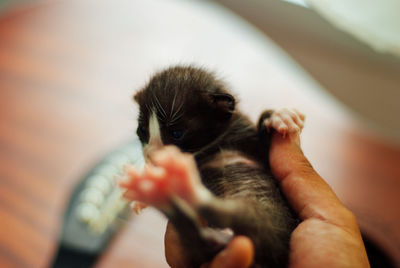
0;0;399;267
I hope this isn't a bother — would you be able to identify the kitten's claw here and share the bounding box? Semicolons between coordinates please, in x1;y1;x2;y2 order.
131;202;148;214
264;108;305;136
120;146;211;210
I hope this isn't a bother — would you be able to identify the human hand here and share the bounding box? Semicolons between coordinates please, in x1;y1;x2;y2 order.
165;222;254;268
165;132;370;268
269;132;369;267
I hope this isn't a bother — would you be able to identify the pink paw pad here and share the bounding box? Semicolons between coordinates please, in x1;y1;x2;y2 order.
120;146;209;209
264;108;305;136
120;164;169;206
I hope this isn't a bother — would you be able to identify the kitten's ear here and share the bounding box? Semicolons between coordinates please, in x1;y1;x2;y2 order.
211;93;235;118
133;91;142;103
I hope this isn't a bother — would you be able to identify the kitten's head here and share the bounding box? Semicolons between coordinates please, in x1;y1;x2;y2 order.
134;65;235;154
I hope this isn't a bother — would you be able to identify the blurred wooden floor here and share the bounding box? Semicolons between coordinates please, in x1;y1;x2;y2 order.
0;0;399;267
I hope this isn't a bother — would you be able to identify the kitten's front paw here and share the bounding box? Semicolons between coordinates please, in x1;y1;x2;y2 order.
120;146;211;210
264;108;305;136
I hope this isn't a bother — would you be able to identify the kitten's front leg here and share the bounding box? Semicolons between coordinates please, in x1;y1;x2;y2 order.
258;108;305;136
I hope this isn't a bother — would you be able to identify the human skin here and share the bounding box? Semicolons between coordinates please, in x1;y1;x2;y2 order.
164;132;370;268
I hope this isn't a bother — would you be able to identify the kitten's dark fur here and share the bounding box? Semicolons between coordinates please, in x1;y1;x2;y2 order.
134;66;298;267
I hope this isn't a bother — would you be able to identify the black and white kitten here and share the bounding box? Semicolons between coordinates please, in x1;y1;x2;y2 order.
122;65;305;267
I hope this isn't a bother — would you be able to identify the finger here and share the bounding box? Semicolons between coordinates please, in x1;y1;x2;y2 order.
165;222;190;268
269;132;358;230
208;236;254;268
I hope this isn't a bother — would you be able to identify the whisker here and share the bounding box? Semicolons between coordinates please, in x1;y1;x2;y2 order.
171;101;184;120
169;113;184;125
193;130;229;157
152;93;167;119
138;114;144;122
170;91;178;118
148;99;162;121
145;102;152;114
156;113;164;122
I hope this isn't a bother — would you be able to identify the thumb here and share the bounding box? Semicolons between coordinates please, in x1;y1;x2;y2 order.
204;236;254;268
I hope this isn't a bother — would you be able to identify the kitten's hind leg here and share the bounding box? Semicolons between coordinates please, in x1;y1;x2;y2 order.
120;146;231;265
120;146;212;209
164;196;232;266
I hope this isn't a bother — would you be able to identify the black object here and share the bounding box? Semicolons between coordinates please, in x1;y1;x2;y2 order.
50;139;144;268
363;235;396;268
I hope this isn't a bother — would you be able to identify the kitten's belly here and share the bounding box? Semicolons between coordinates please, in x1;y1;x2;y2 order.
200;150;261;170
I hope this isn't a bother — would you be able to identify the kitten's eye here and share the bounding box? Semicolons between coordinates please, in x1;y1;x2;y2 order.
171;130;184;140
138;125;146;134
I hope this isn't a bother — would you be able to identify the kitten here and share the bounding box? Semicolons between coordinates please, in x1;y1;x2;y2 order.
121;65;304;267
